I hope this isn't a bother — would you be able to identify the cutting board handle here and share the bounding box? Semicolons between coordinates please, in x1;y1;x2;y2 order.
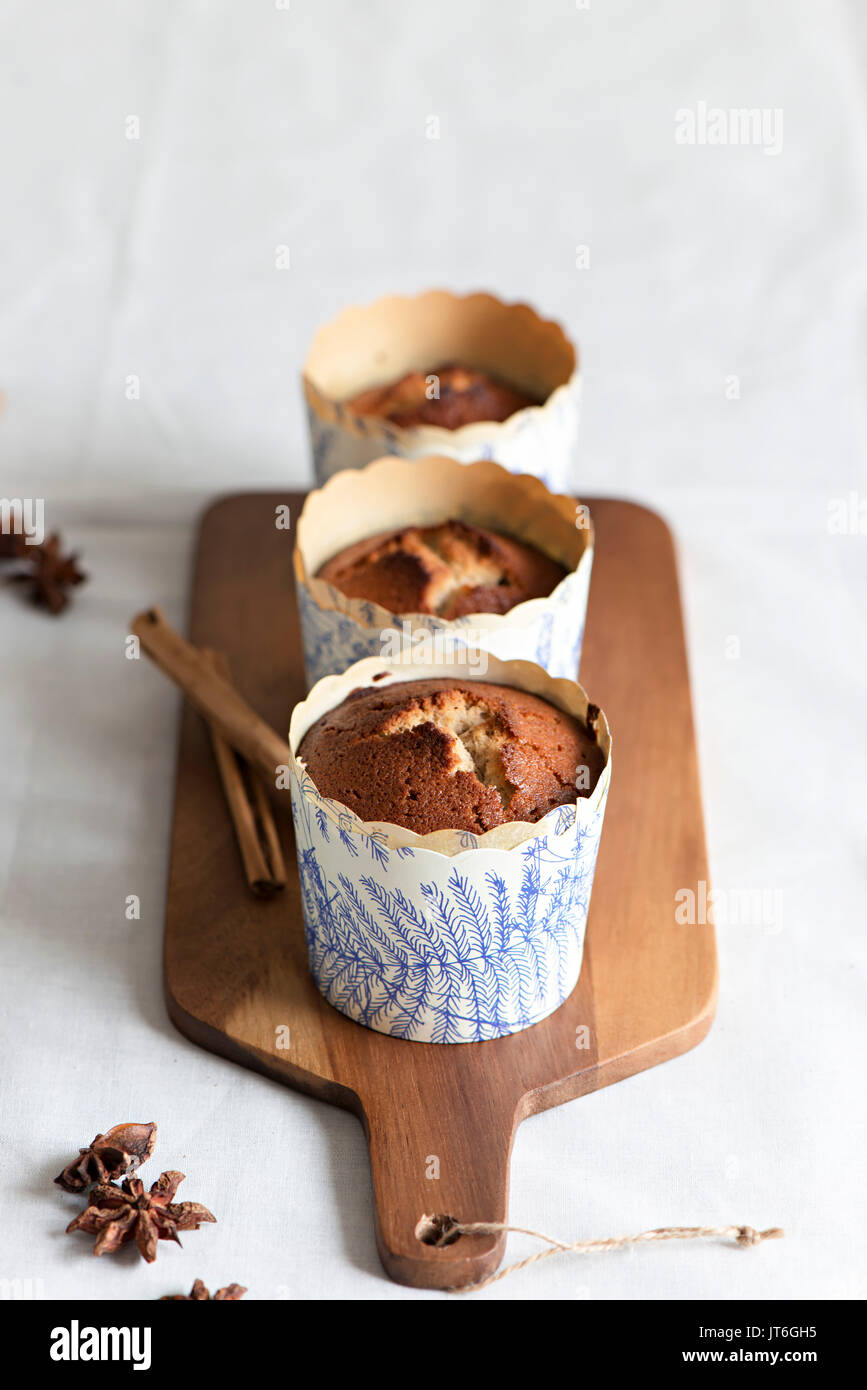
361;1087;517;1290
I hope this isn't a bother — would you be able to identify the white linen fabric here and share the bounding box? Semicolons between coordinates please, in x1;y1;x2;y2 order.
0;0;864;1300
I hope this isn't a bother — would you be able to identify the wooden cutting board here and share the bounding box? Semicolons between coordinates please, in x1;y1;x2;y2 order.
163;492;716;1290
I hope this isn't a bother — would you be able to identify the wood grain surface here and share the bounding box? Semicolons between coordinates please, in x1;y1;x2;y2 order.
163;492;716;1289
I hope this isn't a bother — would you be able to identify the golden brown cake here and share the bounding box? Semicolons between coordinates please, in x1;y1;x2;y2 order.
317;517;567;619
345;364;539;429
297;678;604;835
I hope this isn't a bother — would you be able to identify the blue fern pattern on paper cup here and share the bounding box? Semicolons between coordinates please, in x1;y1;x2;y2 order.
290;766;608;1043
306;380;580;492
296;569;589;688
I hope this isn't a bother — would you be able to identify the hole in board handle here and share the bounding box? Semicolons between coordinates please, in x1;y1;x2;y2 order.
415;1213;461;1247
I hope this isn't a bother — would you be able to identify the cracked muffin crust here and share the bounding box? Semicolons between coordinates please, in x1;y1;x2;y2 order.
316;517;567;619
297;678;604;835
345;364;539;429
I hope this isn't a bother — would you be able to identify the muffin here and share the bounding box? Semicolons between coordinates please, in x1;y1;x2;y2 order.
302;290;580;489
289;652;612;1043
316;518;567;620
294;456;594;689
346;364;539;430
298;677;604;836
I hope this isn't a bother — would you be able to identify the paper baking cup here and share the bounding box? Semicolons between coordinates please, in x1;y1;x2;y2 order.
303;290;580;492
293;455;593;688
289;653;611;1044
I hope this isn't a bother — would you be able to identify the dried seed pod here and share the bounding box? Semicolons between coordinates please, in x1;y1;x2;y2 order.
54;1122;157;1193
66;1170;216;1263
161;1279;246;1301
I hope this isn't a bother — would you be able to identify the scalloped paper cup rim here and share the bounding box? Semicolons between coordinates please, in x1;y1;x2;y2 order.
293;454;593;635
288;651;611;859
302;289;579;449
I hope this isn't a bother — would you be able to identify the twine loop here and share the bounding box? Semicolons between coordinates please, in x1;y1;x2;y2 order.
429;1218;784;1293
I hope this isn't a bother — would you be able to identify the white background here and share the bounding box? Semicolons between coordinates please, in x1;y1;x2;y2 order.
1;0;865;1301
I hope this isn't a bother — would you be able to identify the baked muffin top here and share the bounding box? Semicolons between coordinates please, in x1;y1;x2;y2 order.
316;517;567;619
297;678;604;835
345;364;539;429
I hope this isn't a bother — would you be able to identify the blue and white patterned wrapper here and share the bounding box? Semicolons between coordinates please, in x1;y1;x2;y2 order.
293;456;593;689
303;290;580;493
288;654;611;1044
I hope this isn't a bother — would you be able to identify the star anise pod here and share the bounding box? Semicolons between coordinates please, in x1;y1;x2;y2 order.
161;1278;246;1301
8;531;86;613
55;1122;158;1193
66;1170;216;1262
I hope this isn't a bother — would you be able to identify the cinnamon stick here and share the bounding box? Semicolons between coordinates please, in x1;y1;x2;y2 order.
200;650;287;898
130;607;291;785
248;773;288;891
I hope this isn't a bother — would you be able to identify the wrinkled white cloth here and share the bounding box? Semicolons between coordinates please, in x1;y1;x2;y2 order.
0;0;865;1300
